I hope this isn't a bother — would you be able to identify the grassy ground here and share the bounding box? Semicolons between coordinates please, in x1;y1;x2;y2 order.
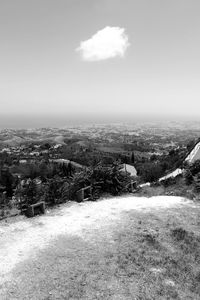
2;197;200;300
137;177;200;201
0;206;19;220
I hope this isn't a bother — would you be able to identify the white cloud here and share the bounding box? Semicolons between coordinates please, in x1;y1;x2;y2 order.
76;26;130;61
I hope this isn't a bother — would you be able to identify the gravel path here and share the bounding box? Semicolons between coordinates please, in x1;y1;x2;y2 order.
0;195;194;299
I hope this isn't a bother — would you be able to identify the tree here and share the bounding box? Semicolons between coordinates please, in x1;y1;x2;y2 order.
16;179;40;208
0;169;13;198
187;139;196;152
131;152;135;163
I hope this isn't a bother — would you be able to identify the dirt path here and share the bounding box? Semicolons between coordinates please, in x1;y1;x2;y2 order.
0;195;197;299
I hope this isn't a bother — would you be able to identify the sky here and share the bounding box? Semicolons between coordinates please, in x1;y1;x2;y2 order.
0;0;200;128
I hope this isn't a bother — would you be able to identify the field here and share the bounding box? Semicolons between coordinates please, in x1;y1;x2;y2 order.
1;195;200;299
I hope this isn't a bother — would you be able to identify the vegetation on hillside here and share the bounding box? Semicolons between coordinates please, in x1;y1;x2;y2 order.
0;133;199;219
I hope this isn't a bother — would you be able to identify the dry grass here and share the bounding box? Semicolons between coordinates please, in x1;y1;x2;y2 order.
137;177;199;201
113;216;200;299
2;199;200;300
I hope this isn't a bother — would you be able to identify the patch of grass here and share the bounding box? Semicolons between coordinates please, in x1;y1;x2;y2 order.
0;206;20;220
171;227;200;262
112;211;200;299
136;186;165;197
137;177;199;200
171;227;188;241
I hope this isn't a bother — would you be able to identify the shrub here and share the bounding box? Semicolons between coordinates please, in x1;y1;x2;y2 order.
139;162;163;183
189;160;200;176
68;163;132;200
184;169;193;185
194;174;200;193
43;176;64;205
15;178;44;209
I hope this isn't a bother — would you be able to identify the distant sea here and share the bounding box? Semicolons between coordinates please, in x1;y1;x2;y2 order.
0;114;199;130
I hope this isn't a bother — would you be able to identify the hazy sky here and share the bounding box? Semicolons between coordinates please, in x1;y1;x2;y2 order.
0;0;200;127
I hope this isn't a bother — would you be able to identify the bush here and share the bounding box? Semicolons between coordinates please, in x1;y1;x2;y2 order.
189;160;200;176
184;169;193;185
68;163;132;200
161;177;177;187
138;162;163;183
15;178;44;209
194;174;200;193
43;176;66;205
14;162;134;208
